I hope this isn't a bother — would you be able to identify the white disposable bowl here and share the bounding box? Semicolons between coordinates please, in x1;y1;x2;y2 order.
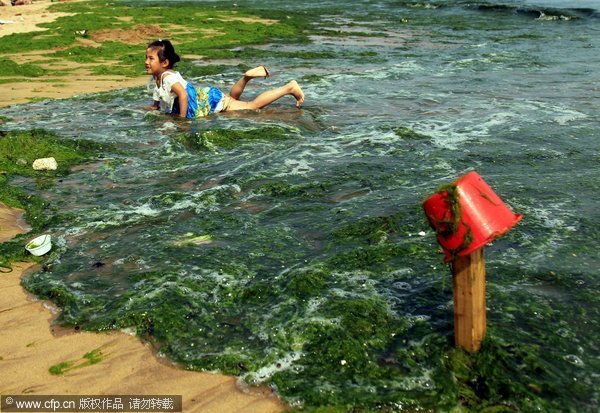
25;234;52;256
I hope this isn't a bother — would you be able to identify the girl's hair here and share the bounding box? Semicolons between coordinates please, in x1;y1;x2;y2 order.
147;39;180;68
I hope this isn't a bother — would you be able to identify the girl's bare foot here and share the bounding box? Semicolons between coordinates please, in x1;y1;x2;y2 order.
244;66;270;78
289;80;305;107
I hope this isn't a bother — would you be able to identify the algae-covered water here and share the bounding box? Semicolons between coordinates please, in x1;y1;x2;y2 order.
1;0;599;411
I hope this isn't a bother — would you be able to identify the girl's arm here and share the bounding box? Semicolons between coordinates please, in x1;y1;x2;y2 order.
171;82;188;118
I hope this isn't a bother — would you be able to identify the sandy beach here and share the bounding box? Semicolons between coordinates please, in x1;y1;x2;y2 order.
0;2;285;411
0;0;147;107
0;0;76;36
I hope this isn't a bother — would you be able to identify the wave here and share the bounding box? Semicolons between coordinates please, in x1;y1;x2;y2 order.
473;3;599;21
395;1;599;21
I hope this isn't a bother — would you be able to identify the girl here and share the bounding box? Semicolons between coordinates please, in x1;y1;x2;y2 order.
145;39;305;118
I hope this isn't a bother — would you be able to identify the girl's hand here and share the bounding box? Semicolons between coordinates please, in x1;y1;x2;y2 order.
147;100;160;111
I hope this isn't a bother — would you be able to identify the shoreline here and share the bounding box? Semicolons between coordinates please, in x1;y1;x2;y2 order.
0;204;285;412
0;76;147;108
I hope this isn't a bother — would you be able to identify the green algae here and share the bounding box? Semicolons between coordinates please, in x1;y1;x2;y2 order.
0;0;314;87
269;305;426;409
286;267;328;300
254;181;327;198
9;116;596;413
19;193;600;412
326;242;426;272
1;59;48;78
0;128;114;274
0;235;36;266
327;210;433;272
333;215;402;245
255;182;306;197
49;361;74;376
21;208;442;406
28;216;422;402
0;129;103;178
176;126;292;150
393;127;430;140
446;339;569;412
49;348;104;375
0;129;108;232
204;48;338;61
83;348;104;365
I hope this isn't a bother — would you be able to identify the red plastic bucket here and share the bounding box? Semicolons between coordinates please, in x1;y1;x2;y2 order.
423;171;522;262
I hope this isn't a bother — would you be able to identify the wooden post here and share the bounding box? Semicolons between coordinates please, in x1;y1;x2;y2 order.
451;248;486;352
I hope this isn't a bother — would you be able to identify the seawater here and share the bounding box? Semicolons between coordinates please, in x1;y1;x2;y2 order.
1;0;599;411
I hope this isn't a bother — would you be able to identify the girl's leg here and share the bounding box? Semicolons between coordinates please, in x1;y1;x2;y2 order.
228;66;270;100
225;80;304;111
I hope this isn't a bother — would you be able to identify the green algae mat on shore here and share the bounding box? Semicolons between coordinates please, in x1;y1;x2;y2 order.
0;128;110;266
1;0;599;411
1;0;313;82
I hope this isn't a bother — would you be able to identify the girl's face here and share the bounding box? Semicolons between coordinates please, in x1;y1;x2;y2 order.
145;48;168;76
